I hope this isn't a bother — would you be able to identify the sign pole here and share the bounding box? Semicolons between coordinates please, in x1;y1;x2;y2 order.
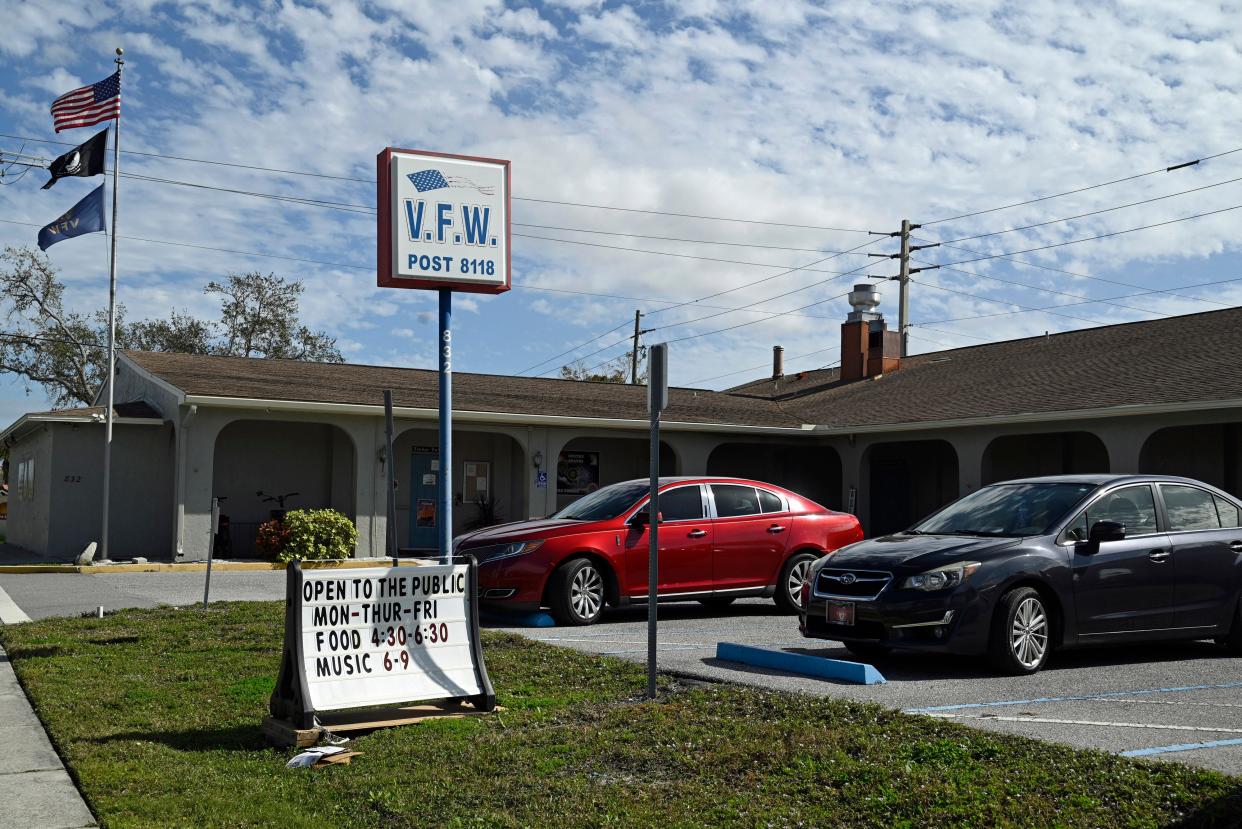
384;390;399;565
645;343;668;699
438;289;452;563
203;496;219;609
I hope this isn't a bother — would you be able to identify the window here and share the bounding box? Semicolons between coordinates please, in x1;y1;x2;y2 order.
757;489;783;513
15;459;34;501
553;481;648;521
711;484;761;518
917;482;1094;537
657;486;704;522
1214;496;1241;529
1161;485;1221;532
1066;485;1159;541
463;461;490;503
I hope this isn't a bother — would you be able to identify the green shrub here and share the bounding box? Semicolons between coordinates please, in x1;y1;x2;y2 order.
278;508;357;562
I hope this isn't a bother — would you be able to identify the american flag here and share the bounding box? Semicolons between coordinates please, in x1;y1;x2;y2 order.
50;71;121;133
408;169;495;196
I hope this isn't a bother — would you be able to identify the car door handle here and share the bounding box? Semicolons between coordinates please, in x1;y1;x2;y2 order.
1148;550;1171;563
1230;540;1242;552
688;529;707;538
767;525;786;533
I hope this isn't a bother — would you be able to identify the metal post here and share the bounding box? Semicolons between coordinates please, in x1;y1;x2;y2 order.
203;496;219;609
100;48;123;561
384;390;399;565
646;406;659;699
630;310;642;384
438;289;453;563
898;218;911;358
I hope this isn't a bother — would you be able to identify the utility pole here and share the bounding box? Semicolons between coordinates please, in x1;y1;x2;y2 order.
897;219;911;358
630;310;645;384
870;219;938;357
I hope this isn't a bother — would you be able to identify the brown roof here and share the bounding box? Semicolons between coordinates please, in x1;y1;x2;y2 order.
780;306;1242;428
17;402;163;420
123;351;807;429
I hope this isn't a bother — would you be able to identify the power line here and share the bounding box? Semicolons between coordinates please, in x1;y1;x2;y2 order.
0;131;877;233
909;277;1113;326
513;318;633;376
912;236;1233;308
929;173;1242;245
933;202;1242;268
924;147;1242;226
510;222;847;254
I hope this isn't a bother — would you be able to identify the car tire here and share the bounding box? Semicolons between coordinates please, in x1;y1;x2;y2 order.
774;552;816;614
698;597;736;609
842;640;891;660
548;557;606;626
1216;599;1242;655
988;586;1052;675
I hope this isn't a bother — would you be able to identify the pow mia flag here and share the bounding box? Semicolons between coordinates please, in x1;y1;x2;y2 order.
42;129;107;190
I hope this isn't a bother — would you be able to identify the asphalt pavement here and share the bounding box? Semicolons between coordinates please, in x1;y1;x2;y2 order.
1;572;1239;776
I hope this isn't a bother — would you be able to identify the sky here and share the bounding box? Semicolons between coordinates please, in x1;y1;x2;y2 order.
2;0;1242;426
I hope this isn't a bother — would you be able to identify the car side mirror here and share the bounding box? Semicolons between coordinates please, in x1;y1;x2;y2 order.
629;510;661;527
1088;520;1126;544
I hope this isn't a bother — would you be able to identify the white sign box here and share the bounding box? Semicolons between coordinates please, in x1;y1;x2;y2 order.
270;560;495;725
377;148;511;294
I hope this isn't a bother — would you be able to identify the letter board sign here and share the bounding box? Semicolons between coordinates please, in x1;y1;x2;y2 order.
376;147;511;294
270;559;495;727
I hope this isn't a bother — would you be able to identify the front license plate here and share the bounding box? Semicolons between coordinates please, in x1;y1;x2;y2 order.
827;601;855;626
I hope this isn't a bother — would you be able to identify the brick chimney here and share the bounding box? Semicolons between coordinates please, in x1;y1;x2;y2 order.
840;283;901;383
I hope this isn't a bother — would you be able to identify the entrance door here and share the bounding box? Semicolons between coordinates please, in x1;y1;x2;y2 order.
1068;484;1175;635
408;448;439;550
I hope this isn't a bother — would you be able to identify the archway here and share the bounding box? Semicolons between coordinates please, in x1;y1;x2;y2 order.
706;442;842;509
212;420;356;556
555;436;676;512
1140;423;1242;498
865;440;958;537
982;431;1108;484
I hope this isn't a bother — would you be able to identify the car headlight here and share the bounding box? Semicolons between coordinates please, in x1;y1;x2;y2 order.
480;540;545;563
902;561;981;592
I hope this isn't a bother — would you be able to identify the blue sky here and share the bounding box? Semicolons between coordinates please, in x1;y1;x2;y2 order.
2;0;1242;426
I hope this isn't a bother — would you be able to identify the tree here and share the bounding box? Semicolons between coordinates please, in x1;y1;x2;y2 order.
0;247;343;408
559;347;647;384
206;272;342;361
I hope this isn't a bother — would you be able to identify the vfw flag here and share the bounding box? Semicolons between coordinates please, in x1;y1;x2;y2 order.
38;185;106;251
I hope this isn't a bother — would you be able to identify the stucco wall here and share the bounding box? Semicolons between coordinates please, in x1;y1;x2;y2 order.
6;426;53;554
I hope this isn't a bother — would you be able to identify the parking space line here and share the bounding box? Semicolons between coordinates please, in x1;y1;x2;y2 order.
599;646;705;655
1077;698;1242;710
534;637;710;648
905;680;1242;714
928;713;1242;734
0;584;31;625
1121;738;1242;758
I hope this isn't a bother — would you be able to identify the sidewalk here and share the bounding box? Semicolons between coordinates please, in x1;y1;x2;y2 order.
0;644;97;829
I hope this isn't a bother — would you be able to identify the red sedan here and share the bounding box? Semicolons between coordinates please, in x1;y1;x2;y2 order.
454;476;863;625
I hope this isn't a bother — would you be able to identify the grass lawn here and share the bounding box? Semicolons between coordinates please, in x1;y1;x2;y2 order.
1;602;1239;828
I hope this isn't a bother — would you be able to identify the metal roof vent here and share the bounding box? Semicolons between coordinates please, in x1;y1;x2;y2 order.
846;283;882;322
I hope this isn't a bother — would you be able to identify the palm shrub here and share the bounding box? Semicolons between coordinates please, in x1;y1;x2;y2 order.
279;508;357;562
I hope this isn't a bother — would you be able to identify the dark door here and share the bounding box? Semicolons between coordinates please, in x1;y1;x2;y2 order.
408;448;439;550
1067;484;1175;635
624;484;714;598
1159;484;1242;631
709;484;789;590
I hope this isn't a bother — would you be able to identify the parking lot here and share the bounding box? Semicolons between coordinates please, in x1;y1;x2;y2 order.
493;597;1242;776
1;572;1239;776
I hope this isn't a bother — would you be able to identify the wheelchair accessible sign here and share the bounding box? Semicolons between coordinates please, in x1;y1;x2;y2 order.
376;148;511;295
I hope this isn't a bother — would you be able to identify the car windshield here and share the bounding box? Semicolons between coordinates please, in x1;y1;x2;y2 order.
912;482;1096;537
552;481;649;521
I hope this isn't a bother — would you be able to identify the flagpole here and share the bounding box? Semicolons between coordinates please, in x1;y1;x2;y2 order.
100;47;123;562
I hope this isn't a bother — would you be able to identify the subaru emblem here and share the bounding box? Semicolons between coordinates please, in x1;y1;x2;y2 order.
840;573;857;585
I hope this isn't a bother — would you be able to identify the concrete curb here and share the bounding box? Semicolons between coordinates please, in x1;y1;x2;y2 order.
0;558;436;575
0;645;97;828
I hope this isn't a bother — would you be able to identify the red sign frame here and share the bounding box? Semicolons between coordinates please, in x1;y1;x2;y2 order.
376;147;512;294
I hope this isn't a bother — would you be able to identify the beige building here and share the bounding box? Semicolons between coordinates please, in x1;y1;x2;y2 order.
3;300;1240;562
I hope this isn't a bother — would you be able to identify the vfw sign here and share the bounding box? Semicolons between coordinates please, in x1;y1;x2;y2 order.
269;560;495;727
377;148;511;294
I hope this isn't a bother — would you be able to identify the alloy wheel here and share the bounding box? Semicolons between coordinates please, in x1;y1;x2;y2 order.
571;564;603;620
1010;596;1048;669
787;558;811;607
